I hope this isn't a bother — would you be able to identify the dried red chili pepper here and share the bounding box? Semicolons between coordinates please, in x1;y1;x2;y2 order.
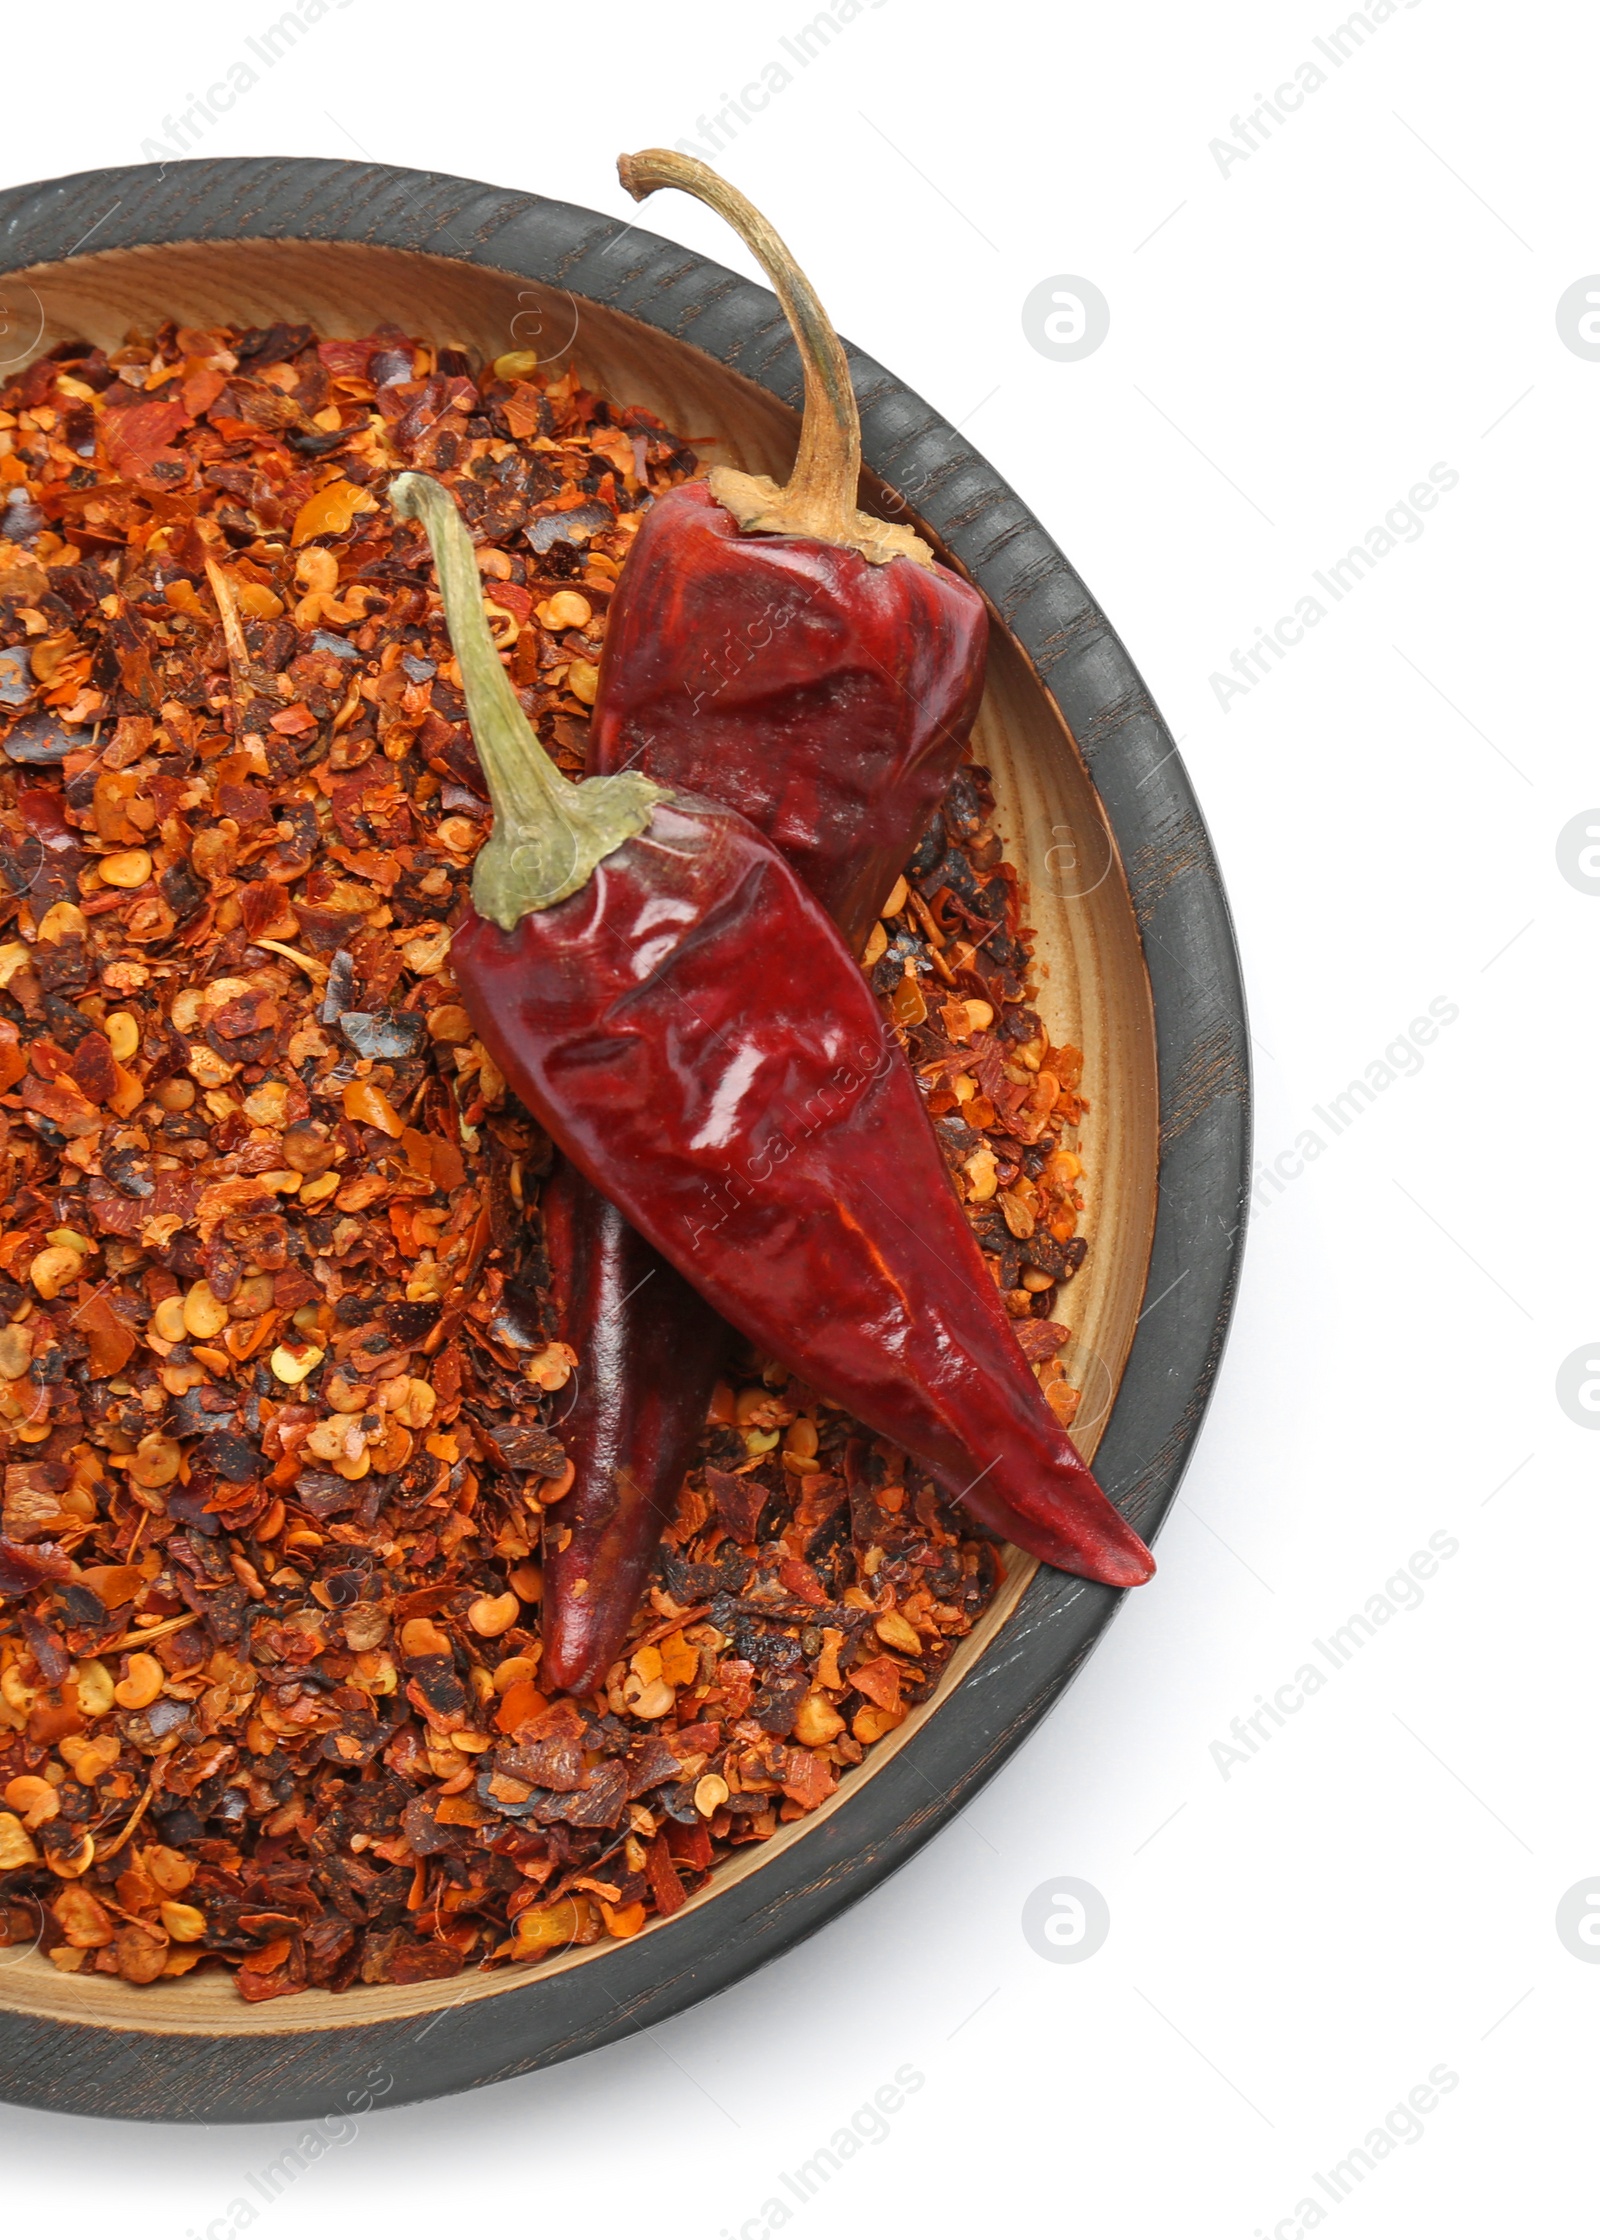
535;1156;728;1683
392;472;1153;1591
540;150;991;1694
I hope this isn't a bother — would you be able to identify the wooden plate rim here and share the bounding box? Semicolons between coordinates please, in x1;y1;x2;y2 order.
0;158;1251;2121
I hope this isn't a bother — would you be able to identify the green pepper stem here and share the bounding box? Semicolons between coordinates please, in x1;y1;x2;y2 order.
617;149;932;569
391;473;665;927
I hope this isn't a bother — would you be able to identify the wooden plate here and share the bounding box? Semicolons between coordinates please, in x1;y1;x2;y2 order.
0;158;1250;2120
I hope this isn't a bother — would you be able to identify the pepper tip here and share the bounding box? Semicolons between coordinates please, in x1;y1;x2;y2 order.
1107;1536;1156;1588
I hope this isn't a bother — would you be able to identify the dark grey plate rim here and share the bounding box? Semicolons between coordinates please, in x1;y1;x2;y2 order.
0;157;1251;2123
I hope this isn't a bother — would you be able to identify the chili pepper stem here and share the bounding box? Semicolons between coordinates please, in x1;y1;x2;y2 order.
202;553;254;738
391;471;666;927
617;149;934;571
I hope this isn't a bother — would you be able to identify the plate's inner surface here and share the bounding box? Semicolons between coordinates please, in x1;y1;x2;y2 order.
0;237;1158;2031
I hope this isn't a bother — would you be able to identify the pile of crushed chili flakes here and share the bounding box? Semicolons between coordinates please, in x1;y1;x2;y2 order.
0;318;1092;1998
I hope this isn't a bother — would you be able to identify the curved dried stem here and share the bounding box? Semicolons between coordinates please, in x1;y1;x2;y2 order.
617;148;932;568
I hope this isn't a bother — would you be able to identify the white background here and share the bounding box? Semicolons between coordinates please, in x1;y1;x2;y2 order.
0;2;1590;2232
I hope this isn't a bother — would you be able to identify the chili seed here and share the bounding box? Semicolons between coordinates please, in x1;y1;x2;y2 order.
113;1656;164;1710
4;1774;59;1827
29;1245;83;1299
269;1342;324;1385
145;1846;194;1895
182;1282;228;1340
793;1693;845;1746
0;1813;38;1869
45;1829;95;1880
74;1660;114;1717
467;1592;519;1637
537;591;592;631
99;848;153;889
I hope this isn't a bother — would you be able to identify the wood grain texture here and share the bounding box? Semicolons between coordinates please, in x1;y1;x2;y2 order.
0;158;1250;2121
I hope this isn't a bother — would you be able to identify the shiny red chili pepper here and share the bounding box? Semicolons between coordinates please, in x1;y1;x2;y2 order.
390;471;1154;1603
539;151;989;1695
